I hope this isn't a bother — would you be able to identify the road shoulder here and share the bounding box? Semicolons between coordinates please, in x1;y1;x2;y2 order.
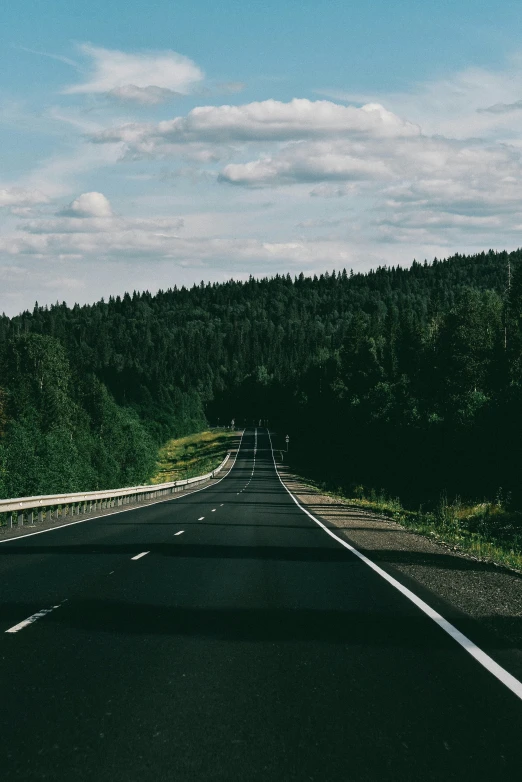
278;465;522;673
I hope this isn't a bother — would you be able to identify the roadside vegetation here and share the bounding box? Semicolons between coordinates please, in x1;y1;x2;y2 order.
149;429;238;484
292;471;522;573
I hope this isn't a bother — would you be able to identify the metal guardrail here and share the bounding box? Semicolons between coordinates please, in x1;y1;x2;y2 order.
0;453;231;530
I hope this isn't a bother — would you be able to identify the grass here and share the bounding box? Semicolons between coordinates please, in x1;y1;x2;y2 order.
290;473;522;574
149;429;238;484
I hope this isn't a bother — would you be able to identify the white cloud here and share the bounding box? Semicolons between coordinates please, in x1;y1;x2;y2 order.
60;192;113;218
90;98;420;150
0;187;48;208
63;44;204;100
219;139;392;186
320;52;522;141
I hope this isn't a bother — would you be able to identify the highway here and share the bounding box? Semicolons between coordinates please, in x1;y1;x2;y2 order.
0;428;521;781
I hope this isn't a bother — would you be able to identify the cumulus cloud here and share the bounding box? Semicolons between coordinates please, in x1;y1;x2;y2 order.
0;187;49;208
219;140;392;187
60;192;113;218
213;127;522;195
90;98;419;150
63;44;203;101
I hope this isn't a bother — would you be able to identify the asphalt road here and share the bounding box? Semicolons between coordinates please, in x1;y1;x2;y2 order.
0;428;521;781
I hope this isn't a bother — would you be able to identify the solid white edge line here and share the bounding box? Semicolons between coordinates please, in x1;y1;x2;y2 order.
131;551;150;560
0;430;247;545
6;604;60;634
267;430;522;703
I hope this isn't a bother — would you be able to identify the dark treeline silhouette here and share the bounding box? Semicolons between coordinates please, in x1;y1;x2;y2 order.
1;248;522;506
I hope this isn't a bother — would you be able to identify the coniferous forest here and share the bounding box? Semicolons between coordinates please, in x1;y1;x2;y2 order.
1;248;522;512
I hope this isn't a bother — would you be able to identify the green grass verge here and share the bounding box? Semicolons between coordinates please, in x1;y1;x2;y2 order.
149;429;238;484
290;473;522;574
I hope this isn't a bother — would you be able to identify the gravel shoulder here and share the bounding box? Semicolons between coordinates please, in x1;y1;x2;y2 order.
279;466;522;680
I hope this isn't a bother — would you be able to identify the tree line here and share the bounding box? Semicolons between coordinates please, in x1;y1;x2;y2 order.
1;248;521;508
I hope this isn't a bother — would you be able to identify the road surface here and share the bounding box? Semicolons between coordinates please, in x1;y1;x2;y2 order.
0;428;521;781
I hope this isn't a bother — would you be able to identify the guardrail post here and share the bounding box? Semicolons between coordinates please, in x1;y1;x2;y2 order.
38;510;43;523
17;511;23;526
7;513;12;529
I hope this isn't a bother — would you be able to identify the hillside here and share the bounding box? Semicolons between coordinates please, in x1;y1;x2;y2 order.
1;248;521;508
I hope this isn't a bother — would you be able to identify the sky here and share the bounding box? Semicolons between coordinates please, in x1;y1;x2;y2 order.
2;1;522;314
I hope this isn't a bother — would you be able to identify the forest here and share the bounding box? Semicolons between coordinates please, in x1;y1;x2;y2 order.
1;247;522;516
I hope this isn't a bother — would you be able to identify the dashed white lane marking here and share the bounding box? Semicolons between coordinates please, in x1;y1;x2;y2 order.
6;604;61;634
220;504;224;506
174;530;184;536
0;429;247;546
211;509;216;512
198;516;205;521
131;551;150;561
267;431;522;704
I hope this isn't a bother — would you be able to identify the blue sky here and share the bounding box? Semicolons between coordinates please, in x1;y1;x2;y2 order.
2;0;522;313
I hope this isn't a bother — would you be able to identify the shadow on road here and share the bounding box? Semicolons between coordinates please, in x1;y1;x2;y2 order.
0;598;516;649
